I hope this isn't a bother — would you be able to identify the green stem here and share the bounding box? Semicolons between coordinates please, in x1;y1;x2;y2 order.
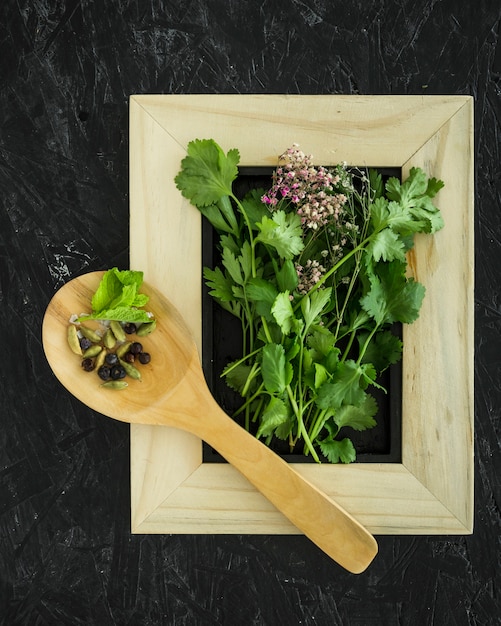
286;385;320;463
356;323;380;365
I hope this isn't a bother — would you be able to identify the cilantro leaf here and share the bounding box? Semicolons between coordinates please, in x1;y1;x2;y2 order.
261;343;293;394
276;259;299;292
361;260;425;325
385;167;444;234
256;397;289;438
319;437;356;464
239;188;269;228
255;210;304;259
300;288;332;330
358;329;403;372
222;362;256;395
367;228;406;263
333;395;378;431
315;360;366;410
204;266;235;303
246;278;279;320
175;139;240;207
271;292;295;335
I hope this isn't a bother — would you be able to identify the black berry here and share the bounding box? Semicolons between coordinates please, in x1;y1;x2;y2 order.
110;365;126;380
105;352;119;366
98;366;111;381
79;337;92;351
138;352;151;364
124;323;137;334
81;358;95;371
130;342;143;355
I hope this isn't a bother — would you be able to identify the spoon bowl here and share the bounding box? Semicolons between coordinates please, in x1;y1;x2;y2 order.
42;271;378;573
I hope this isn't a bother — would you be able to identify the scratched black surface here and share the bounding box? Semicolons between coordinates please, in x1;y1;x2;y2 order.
1;1;500;624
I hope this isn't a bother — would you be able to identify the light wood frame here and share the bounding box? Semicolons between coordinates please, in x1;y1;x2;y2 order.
129;95;474;535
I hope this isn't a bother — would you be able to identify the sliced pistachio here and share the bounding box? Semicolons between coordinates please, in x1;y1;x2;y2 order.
83;345;102;358
119;358;141;380
136;320;157;337
116;341;132;358
67;325;82;355
110;320;126;342
103;328;116;349
79;325;101;343
101;380;128;390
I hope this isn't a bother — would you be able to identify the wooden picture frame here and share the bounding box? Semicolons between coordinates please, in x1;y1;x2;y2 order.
129;94;474;535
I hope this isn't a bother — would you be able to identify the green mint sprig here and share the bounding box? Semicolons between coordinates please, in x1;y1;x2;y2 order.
175;140;444;463
77;268;151;323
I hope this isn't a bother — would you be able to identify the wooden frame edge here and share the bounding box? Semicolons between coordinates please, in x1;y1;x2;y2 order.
129;94;474;535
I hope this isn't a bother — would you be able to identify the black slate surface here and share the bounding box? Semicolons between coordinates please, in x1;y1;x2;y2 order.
1;1;500;624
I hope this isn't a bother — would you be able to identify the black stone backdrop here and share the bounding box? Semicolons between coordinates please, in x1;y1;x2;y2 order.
1;1;500;624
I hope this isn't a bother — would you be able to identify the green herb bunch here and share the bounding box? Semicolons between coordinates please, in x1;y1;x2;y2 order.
175;139;444;463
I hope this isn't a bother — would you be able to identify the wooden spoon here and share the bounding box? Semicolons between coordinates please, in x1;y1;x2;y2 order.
42;271;378;573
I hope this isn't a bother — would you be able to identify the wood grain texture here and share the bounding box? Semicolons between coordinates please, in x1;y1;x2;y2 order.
42;272;378;573
129;94;474;537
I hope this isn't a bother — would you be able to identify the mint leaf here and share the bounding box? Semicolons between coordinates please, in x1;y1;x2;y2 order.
80;306;151;323
175;139;239;207
79;268;150;322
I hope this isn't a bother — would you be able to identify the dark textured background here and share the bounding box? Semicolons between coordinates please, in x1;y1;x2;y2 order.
1;1;500;624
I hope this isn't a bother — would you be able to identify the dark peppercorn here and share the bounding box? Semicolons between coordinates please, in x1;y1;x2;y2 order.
79;337;93;351
105;352;119;366
81;357;95;371
130;342;143;355
124;352;135;363
110;365;126;380
98;366;111;381
138;352;151;364
124;323;137;334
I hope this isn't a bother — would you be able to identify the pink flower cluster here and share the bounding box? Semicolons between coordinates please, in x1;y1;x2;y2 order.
262;145;348;230
295;260;326;295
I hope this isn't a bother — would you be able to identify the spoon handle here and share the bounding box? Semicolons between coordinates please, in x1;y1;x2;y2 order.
197;395;378;573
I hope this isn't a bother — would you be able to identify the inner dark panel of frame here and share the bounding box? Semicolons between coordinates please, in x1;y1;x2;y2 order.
202;166;402;464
